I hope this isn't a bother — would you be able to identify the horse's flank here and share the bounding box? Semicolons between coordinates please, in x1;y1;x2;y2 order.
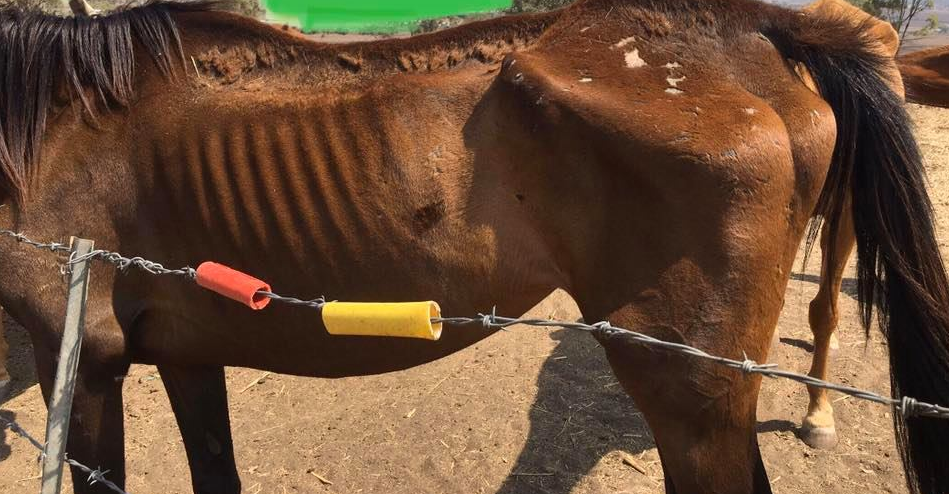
0;0;824;387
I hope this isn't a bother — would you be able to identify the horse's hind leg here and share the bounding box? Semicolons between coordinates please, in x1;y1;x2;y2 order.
582;247;784;493
600;338;772;494
158;364;241;494
801;203;855;449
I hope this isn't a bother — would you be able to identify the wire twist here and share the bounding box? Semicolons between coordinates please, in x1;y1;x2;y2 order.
256;290;326;309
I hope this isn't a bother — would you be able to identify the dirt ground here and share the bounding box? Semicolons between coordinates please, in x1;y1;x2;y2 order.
1;103;947;493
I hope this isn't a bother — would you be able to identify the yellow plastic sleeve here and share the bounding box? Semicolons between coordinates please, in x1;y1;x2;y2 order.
321;301;443;340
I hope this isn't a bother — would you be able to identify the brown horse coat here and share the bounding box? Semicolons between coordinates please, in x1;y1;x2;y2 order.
899;44;949;108
1;1;948;494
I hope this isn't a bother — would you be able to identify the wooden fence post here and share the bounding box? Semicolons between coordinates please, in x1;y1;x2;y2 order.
40;237;95;494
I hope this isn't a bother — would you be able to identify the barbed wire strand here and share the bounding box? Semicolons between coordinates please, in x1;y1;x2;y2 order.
0;229;195;278
434;316;948;419
65;457;130;494
3;228;949;421
0;230;70;254
0;416;131;494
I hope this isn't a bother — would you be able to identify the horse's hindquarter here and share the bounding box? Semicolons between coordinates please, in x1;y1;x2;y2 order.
486;3;840;418
512;14;835;322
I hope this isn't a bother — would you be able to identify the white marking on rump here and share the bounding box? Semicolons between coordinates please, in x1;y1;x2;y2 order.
665;88;684;95
666;75;686;87
744;107;757;115
625;49;647;69
614;36;636;49
663;62;682;69
579;77;593;83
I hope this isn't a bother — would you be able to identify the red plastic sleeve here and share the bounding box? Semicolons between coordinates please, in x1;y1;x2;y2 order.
195;262;272;310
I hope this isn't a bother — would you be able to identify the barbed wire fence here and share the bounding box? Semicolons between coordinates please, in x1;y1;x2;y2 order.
2;226;949;493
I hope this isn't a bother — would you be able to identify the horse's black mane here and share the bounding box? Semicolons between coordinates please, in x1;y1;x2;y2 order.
0;0;212;202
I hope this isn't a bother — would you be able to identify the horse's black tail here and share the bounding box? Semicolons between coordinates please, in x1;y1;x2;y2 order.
771;17;949;494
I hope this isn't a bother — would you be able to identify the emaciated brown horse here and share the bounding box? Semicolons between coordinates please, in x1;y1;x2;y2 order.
1;1;948;493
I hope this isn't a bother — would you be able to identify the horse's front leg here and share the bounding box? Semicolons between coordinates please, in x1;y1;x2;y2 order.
31;331;129;494
157;364;241;494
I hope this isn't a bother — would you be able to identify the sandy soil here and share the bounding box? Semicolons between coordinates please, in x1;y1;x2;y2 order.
1;104;947;494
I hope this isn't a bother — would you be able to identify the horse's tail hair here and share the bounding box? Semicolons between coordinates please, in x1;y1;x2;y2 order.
770;14;949;494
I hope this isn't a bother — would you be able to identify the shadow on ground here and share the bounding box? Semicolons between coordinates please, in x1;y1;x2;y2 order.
0;409;14;461
0;315;37;406
498;326;798;493
789;272;858;300
780;337;814;353
497;327;651;493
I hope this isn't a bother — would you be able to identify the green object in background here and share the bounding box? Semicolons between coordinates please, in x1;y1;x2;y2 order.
263;0;513;33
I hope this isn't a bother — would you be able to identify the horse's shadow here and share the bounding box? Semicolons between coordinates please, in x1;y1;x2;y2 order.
497;327;654;493
0;314;38;406
498;326;797;493
788;272;858;300
0;315;38;463
0;409;14;461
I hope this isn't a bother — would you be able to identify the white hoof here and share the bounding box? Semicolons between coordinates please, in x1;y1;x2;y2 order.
829;334;840;352
800;424;838;449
